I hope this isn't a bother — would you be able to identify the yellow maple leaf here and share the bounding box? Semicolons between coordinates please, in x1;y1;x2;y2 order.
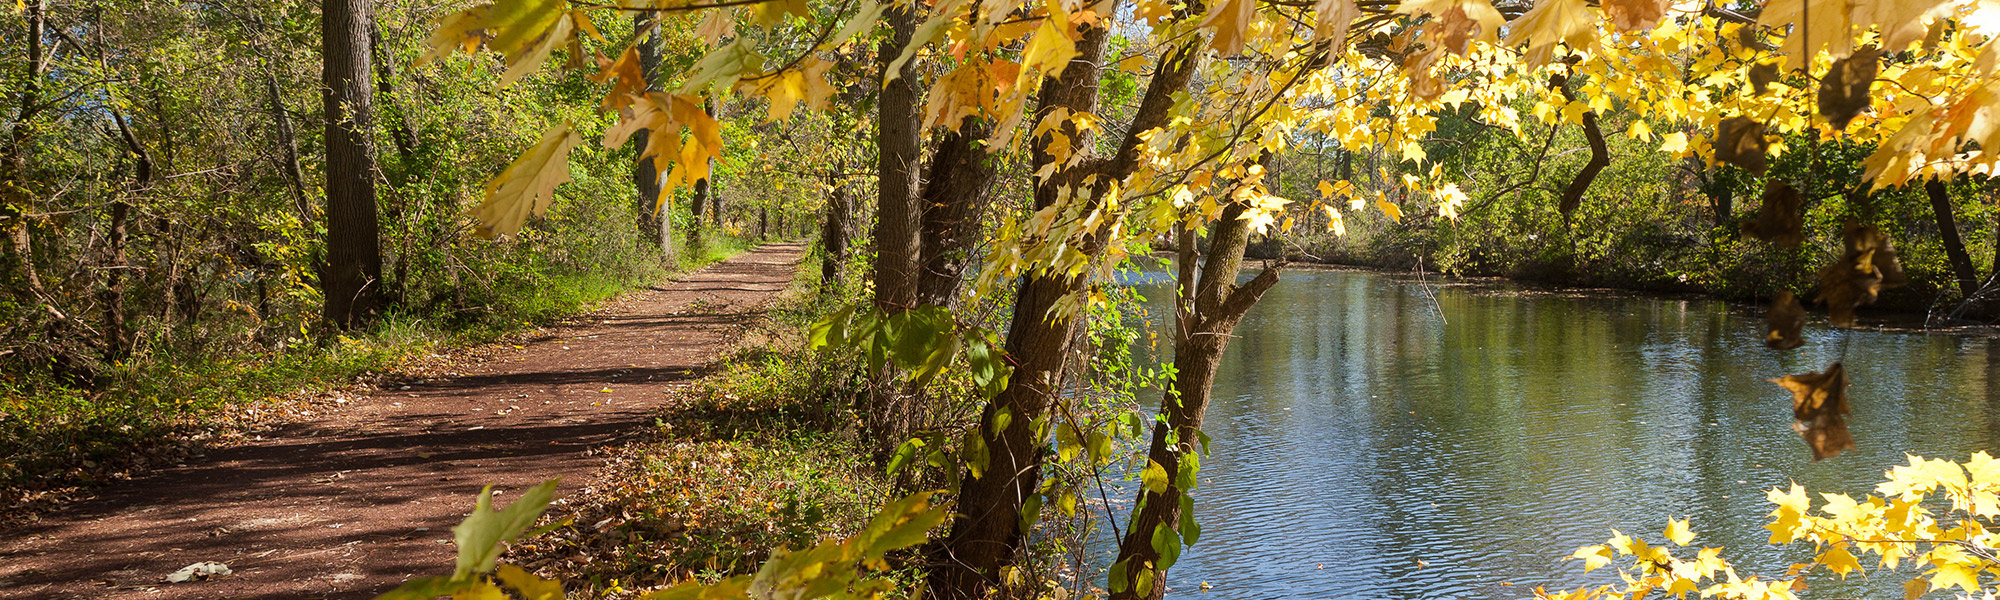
1765;483;1811;543
1376;198;1404;222
1502;0;1597;65
1323;205;1346;236
1659;131;1689;154
1663;518;1695;546
474;123;583;239
1626;120;1654;142
1569;544;1614;572
1927;562;1980;593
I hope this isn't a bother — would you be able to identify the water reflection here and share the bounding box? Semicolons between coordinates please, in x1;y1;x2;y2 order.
1106;267;2000;600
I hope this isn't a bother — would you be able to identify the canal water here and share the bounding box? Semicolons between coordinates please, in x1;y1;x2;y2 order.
1108;265;2000;599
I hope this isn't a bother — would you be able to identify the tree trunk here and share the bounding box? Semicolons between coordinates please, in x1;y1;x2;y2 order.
915;119;996;308
820;165;849;291
928;26;1203;600
1926;177;1979;299
2;0;51;308
263;69;316;229
321;0;385;328
1554;72;1608;216
1109;183;1284;600
866;4;925;458
630;14;668;255
103;106;153;363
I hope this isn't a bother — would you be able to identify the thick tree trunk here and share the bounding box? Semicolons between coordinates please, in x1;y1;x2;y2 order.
928;28;1204;600
915;119;996;308
321;0;385;328
866;4;925;457
1109;191;1284;600
1926;178;1979;299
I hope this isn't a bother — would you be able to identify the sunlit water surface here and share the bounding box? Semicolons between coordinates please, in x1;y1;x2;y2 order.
1085;266;2000;600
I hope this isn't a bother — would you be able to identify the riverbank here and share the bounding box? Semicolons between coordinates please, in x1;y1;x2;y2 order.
0;237;754;520
1236;243;2000;330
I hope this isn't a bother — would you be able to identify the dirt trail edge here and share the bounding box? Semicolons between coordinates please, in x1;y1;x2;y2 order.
0;242;807;600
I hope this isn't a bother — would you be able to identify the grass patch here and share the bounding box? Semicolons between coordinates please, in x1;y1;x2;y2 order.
0;238;760;516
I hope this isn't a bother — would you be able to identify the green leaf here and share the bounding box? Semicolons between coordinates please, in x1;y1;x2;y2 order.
472;124;582;239
1020;493;1044;531
1176;451;1201;491
807;304;857;349
965;430;990;479
1056;423;1082;463
1179;495;1201;546
372;576;477;600
1107;558;1130;594
495;565;563;600
639;575;750;600
452;479;561;580
1141;460;1170;494
852;491;948;563
1152;523;1183;571
886;437;925;477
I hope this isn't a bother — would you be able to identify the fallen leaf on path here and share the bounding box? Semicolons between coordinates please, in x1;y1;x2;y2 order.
165;562;231;583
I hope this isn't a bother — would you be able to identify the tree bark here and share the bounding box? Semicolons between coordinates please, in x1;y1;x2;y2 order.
866;4;925;458
820;165;849;291
928;28;1204;600
103;106;153;362
630;14;669;256
915;119;996;308
1109;181;1284;600
2;0;51;308
1553;72;1608;216
263;69;316;228
321;0;385;328
1926;177;1979;299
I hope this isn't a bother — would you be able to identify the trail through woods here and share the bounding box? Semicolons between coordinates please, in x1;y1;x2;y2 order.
0;243;806;599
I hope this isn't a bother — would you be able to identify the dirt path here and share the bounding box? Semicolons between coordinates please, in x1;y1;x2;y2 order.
0;242;806;600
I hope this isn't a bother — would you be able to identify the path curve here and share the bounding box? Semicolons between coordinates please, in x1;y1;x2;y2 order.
0;242;806;599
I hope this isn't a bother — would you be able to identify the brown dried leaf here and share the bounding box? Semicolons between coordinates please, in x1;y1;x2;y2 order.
1764;290;1806;350
1770;363;1854;461
1742;181;1804;246
1601;0;1669;31
1748;62;1779;95
1815;220;1906;326
1714;116;1769;174
1818;46;1880;130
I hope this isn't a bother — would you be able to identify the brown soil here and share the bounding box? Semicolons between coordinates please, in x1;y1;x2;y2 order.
0;242;806;600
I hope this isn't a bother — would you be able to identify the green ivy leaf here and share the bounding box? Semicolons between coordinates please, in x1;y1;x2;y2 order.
452;479;561;580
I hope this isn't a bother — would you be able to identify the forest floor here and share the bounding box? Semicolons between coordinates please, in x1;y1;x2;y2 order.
0;242;807;600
